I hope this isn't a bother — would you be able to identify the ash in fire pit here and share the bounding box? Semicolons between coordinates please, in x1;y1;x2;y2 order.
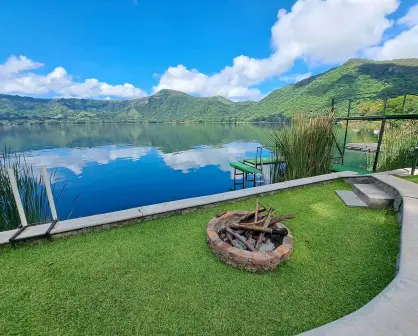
207;200;294;272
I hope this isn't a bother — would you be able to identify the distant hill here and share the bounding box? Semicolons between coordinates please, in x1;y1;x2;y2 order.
0;90;255;123
1;58;418;123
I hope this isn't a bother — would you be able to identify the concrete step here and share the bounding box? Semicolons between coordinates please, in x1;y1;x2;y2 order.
336;190;368;207
352;183;394;209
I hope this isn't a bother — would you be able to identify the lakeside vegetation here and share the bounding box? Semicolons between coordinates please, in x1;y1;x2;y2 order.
0;149;49;231
0;180;399;335
270;113;336;181
364;121;417;172
1;59;418;124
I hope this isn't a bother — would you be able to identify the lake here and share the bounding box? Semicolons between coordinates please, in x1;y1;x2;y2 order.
0;123;376;219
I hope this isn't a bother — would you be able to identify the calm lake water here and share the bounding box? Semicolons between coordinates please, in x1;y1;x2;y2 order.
0;123;376;219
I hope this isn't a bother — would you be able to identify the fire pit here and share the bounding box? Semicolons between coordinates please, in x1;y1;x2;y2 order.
207;202;293;272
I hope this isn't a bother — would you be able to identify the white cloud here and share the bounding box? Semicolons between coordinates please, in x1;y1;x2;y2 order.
364;4;418;60
0;55;148;99
364;26;418;60
154;0;399;100
0;55;43;75
398;4;418;27
280;72;312;83
0;0;411;102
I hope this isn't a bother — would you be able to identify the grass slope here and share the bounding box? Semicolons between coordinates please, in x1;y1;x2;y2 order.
0;181;399;335
1;58;418;123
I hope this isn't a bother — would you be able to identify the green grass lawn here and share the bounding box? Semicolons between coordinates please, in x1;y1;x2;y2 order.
400;175;418;184
0;180;400;336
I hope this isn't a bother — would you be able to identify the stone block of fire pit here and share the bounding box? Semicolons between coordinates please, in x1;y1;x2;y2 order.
207;210;293;272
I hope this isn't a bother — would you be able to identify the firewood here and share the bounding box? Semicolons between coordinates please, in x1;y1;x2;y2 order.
255;209;273;250
238;208;266;223
226;228;257;252
267;216;295;226
229;224;273;233
225;231;236;246
254;199;259;223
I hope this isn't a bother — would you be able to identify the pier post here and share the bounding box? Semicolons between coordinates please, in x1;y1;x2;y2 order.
41;166;58;221
7;169;28;227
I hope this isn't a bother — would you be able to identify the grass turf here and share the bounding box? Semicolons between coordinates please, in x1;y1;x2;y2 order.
400;175;418;184
0;180;400;336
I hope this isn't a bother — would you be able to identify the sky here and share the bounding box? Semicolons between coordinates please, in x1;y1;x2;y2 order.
0;0;418;101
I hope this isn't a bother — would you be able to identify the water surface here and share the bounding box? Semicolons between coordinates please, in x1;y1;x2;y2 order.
0;123;375;219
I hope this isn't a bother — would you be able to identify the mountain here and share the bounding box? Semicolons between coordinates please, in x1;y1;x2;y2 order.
1;58;418;123
246;58;418;119
0;89;255;123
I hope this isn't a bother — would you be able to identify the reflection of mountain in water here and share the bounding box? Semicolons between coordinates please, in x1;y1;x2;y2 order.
0;123;276;153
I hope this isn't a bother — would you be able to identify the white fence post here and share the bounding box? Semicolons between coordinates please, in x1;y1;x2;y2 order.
41;166;58;221
7;168;28;227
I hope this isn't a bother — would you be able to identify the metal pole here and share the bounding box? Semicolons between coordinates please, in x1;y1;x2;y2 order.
331;98;335;114
412;144;418;176
41;166;58;221
401;94;407;113
373;94;388;172
7;169;28;227
341;100;351;164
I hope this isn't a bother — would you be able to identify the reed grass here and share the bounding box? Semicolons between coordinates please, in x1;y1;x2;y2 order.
368;122;417;172
0;148;59;231
269;113;336;181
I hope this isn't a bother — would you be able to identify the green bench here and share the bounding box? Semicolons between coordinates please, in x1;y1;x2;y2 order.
230;162;263;189
229;162;262;174
243;157;282;166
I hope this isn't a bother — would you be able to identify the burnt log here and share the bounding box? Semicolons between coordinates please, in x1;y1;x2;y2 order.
225;228;257;252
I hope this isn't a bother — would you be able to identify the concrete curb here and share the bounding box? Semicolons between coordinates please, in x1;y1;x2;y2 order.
0;171;356;245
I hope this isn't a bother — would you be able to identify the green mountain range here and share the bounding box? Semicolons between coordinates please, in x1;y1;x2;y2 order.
1;58;418;123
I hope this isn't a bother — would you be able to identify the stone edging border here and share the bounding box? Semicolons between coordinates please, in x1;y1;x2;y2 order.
0;171;356;245
299;174;418;336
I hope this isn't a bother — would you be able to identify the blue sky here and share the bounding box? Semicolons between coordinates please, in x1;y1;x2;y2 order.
0;0;417;100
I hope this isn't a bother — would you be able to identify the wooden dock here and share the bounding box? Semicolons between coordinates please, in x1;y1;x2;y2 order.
345;143;378;153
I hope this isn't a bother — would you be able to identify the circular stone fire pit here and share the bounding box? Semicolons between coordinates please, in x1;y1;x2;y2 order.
207;211;293;272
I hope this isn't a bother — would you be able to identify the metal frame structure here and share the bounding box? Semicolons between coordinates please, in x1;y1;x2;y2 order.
232;168;262;189
331;93;418;174
8;165;59;244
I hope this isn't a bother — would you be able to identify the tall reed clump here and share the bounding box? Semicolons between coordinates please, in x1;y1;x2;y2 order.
0;148;54;231
368;122;417;172
269;113;336;182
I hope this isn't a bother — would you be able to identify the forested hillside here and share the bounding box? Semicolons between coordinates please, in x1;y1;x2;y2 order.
245;58;418;119
1;58;417;123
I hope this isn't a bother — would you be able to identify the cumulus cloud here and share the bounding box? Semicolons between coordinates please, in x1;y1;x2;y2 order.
280;72;312;83
398;4;418;27
1;0;413;101
364;4;418;60
364;26;418;60
0;55;147;99
154;0;399;100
